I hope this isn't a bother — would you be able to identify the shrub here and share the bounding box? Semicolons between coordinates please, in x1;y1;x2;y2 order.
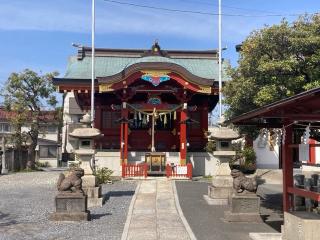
68;162;80;169
204;140;216;152
241;146;256;167
35;161;51;168
95;167;113;184
230;146;256;173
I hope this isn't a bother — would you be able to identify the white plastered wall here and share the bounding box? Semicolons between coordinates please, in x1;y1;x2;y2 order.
94;150;218;177
253;136;280;169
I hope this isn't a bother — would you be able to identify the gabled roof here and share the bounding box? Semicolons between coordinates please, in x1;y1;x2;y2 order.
58;44;230;85
64;54;230;83
227;87;320;127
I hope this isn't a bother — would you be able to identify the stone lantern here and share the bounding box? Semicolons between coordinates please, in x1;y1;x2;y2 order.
205;124;240;205
69;113;103;207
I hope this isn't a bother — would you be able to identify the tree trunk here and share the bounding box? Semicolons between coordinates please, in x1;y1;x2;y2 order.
245;135;253;147
26;130;38;170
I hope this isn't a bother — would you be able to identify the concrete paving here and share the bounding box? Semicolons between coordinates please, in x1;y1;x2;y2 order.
176;181;283;240
122;179;191;240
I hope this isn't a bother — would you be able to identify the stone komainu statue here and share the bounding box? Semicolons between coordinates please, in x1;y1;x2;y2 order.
57;168;84;193
231;169;257;193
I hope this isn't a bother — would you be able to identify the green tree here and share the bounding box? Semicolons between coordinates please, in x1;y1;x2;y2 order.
224;14;320;138
3;69;58;169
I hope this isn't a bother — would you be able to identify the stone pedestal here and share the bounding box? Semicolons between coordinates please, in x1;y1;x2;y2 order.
75;149;104;208
206;162;233;205
282;211;320;240
49;193;90;221
224;193;262;222
82;175;103;207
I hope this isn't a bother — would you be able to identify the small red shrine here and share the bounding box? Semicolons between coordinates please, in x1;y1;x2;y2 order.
53;42;227;169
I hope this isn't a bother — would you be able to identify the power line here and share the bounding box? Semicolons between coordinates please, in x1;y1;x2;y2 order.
103;0;312;18
174;0;282;15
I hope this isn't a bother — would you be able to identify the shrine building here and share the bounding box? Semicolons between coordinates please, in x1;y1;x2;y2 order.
53;42;229;176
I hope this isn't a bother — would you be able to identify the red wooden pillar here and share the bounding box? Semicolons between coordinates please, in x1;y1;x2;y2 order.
309;139;316;164
95;106;102;129
202;105;209;146
120;102;129;165
123;117;128;163
120;121;124;163
180;108;187;165
282;122;293;212
94;106;102;149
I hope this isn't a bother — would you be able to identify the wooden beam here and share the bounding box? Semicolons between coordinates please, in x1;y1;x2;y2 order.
231;122;282;128
287;187;320;201
288;144;320;148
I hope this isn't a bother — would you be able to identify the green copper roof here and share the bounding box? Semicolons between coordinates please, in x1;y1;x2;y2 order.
64;55;230;81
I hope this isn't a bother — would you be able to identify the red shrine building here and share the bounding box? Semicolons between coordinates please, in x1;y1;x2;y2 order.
53;43;229;176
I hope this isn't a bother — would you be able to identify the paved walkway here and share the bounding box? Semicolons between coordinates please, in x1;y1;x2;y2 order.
123;179;191;240
175;181;283;240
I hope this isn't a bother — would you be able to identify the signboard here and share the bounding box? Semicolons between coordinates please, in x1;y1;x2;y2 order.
176;166;187;175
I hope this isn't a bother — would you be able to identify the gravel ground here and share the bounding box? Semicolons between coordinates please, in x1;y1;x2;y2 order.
175;181;282;240
0;170;137;240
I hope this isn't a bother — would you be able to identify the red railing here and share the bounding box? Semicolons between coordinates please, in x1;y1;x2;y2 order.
122;163;148;178
287;187;320;201
166;163;192;179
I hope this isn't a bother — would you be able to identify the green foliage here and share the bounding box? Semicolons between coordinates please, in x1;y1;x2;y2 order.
94;167;114;184
230;146;257;173
223;14;320;137
202;175;212;180
204;140;216;152
231;141;242;152
35;161;51;168
2;69;59;169
68;162;80;169
241;147;257;167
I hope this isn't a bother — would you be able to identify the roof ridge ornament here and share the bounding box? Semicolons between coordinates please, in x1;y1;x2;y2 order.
141;40;169;57
152;40;160;52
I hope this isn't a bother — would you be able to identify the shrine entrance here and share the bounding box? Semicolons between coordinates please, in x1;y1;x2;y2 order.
145;152;166;175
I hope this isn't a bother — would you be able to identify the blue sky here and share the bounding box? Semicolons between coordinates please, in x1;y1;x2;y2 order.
0;0;319;92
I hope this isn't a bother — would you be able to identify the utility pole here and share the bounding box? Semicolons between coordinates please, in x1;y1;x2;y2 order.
218;0;222;121
91;0;95;127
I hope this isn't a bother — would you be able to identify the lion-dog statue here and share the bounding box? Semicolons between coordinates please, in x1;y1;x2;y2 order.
231;169;257;194
57;168;84;194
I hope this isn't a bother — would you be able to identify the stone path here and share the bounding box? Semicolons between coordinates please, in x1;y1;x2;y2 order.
123;179;192;240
